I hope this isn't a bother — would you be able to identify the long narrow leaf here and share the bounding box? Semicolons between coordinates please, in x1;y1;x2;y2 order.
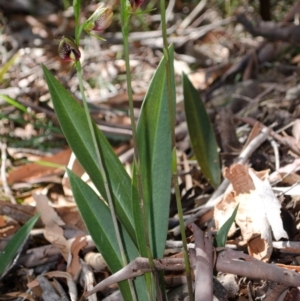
183;73;220;188
137;46;175;258
214;204;239;247
67;169;150;301
42;65;136;244
0;94;28;113
0;213;40;276
131;161;148;257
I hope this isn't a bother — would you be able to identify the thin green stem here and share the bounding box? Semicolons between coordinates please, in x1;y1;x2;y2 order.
75;62;124;260
120;2;158;300
75;62;137;301
160;1;194;301
72;4;137;299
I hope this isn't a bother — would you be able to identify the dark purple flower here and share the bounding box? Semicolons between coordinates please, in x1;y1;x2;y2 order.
58;36;81;62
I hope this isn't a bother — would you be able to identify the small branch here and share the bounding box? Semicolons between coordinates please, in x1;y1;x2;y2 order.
272;241;300;254
84;247;300;298
84;257;185;297
216;248;300;287
235;116;300;157
192;224;213;301
236;13;300;44
179;0;207;29
0;142;16;204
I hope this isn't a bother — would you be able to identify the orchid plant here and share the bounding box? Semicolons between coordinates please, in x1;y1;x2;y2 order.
42;0;220;300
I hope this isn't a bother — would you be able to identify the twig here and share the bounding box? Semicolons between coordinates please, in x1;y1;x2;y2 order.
235;116;300;156
179;0;207;29
165;0;175;25
236;127;270;164
269;138;280;171
84;257;185;297
272;241;300;254
192;224;213;301
83;247;300;298
236;13;300;44
0;142;16;204
216;248;300;287
235;85;274;117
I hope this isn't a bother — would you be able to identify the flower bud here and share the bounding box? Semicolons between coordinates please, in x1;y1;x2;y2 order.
84;4;113;33
58;36;81;62
128;0;143;11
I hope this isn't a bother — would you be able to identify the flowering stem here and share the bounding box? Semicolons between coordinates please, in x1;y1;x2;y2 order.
72;3;137;300
120;1;157;300
75;61;127;264
160;0;194;300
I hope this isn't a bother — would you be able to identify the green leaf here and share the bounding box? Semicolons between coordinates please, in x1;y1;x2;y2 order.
67;169;150;301
42;65;136;244
0;52;19;83
131;160;148;257
0;94;28;113
137;45;175;258
182;73;220;188
214;204;239;247
0;213;40;276
73;0;80;21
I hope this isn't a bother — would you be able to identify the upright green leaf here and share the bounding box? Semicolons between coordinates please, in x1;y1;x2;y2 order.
182;73;220;188
42;65;136;244
131;161;148;257
214;204;239;247
0;213;40;276
67;170;150;301
137;46;175;258
73;0;80;22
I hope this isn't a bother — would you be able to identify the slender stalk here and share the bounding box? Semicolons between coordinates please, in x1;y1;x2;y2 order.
120;0;150;257
160;1;194;301
72;3;137;300
75;60;138;301
120;2;159;300
75;62;123;260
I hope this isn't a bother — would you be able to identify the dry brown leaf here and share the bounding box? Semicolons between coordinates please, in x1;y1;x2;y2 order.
188;63;231;90
8;148;71;184
27;272;76;301
215;164;288;262
34;193;70;261
67;236;87;280
0;216;20;238
248;235;272;261
242;122;262;150
223;164;254;194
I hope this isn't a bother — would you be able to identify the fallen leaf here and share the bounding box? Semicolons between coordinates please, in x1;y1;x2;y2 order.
214;164;288;261
34;193;70;261
8;148;71;184
67;236;86;280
